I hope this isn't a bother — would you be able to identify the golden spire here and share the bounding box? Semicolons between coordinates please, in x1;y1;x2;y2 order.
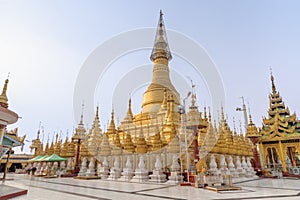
79;103;84;126
108;108;116;130
55;133;58;144
141;11;179;113
91;106;101;132
208;107;212;122
203;107;207;121
36;129;40;140
246;113;260;138
95;106;99;126
221;106;225;122
150;10;172;62
119;98;135;133
249;114;254;125
270;68;277;94
127;98;133;119
106;107;117;143
0;77;9;108
74;105;86;139
189;82;197;109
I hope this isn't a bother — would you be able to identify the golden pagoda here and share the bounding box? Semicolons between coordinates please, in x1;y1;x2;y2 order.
111;129;123;155
106;109;117;144
60;136;69;157
216;108;229;155
122;132;135;153
119;98;134;132
232;127;239;155
29;130;43;156
140;10;180;117
67;139;76;158
259;72;300;173
28;11;258;174
99;133;111;156
135;124;148;154
87;107;102;158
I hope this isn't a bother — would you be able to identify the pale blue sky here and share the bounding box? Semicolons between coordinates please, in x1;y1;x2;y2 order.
1;0;300;153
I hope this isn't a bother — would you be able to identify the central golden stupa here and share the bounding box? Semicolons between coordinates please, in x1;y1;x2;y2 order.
141;10;180;115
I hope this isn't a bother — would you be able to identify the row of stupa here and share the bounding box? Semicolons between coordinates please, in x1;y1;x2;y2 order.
30;100;253;158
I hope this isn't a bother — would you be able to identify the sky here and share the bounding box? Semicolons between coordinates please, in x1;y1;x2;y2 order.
1;0;300;153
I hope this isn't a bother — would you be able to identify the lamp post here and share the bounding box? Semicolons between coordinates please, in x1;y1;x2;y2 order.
72;133;81;176
178;91;191;182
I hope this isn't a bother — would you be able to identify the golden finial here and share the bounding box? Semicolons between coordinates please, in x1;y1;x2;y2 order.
126;98;133;118
249;114;254;125
203;107;207;120
111;106;114;120
270;67;277;93
37;130;40;140
233;117;236;131
36;121;41;140
190;80;196;108
247;102;254;125
208;107;212;122
150;9;172;62
221;106;225;122
107;106;116;132
0;74;10;108
41;126;45;144
55;133;59;144
96;105;99;118
79;102;84;125
128;97;131;109
217;110;220;124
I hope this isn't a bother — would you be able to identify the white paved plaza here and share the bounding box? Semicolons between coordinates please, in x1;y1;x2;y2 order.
2;174;300;200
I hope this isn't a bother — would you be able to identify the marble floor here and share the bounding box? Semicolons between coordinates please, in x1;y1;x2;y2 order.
2;174;300;200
